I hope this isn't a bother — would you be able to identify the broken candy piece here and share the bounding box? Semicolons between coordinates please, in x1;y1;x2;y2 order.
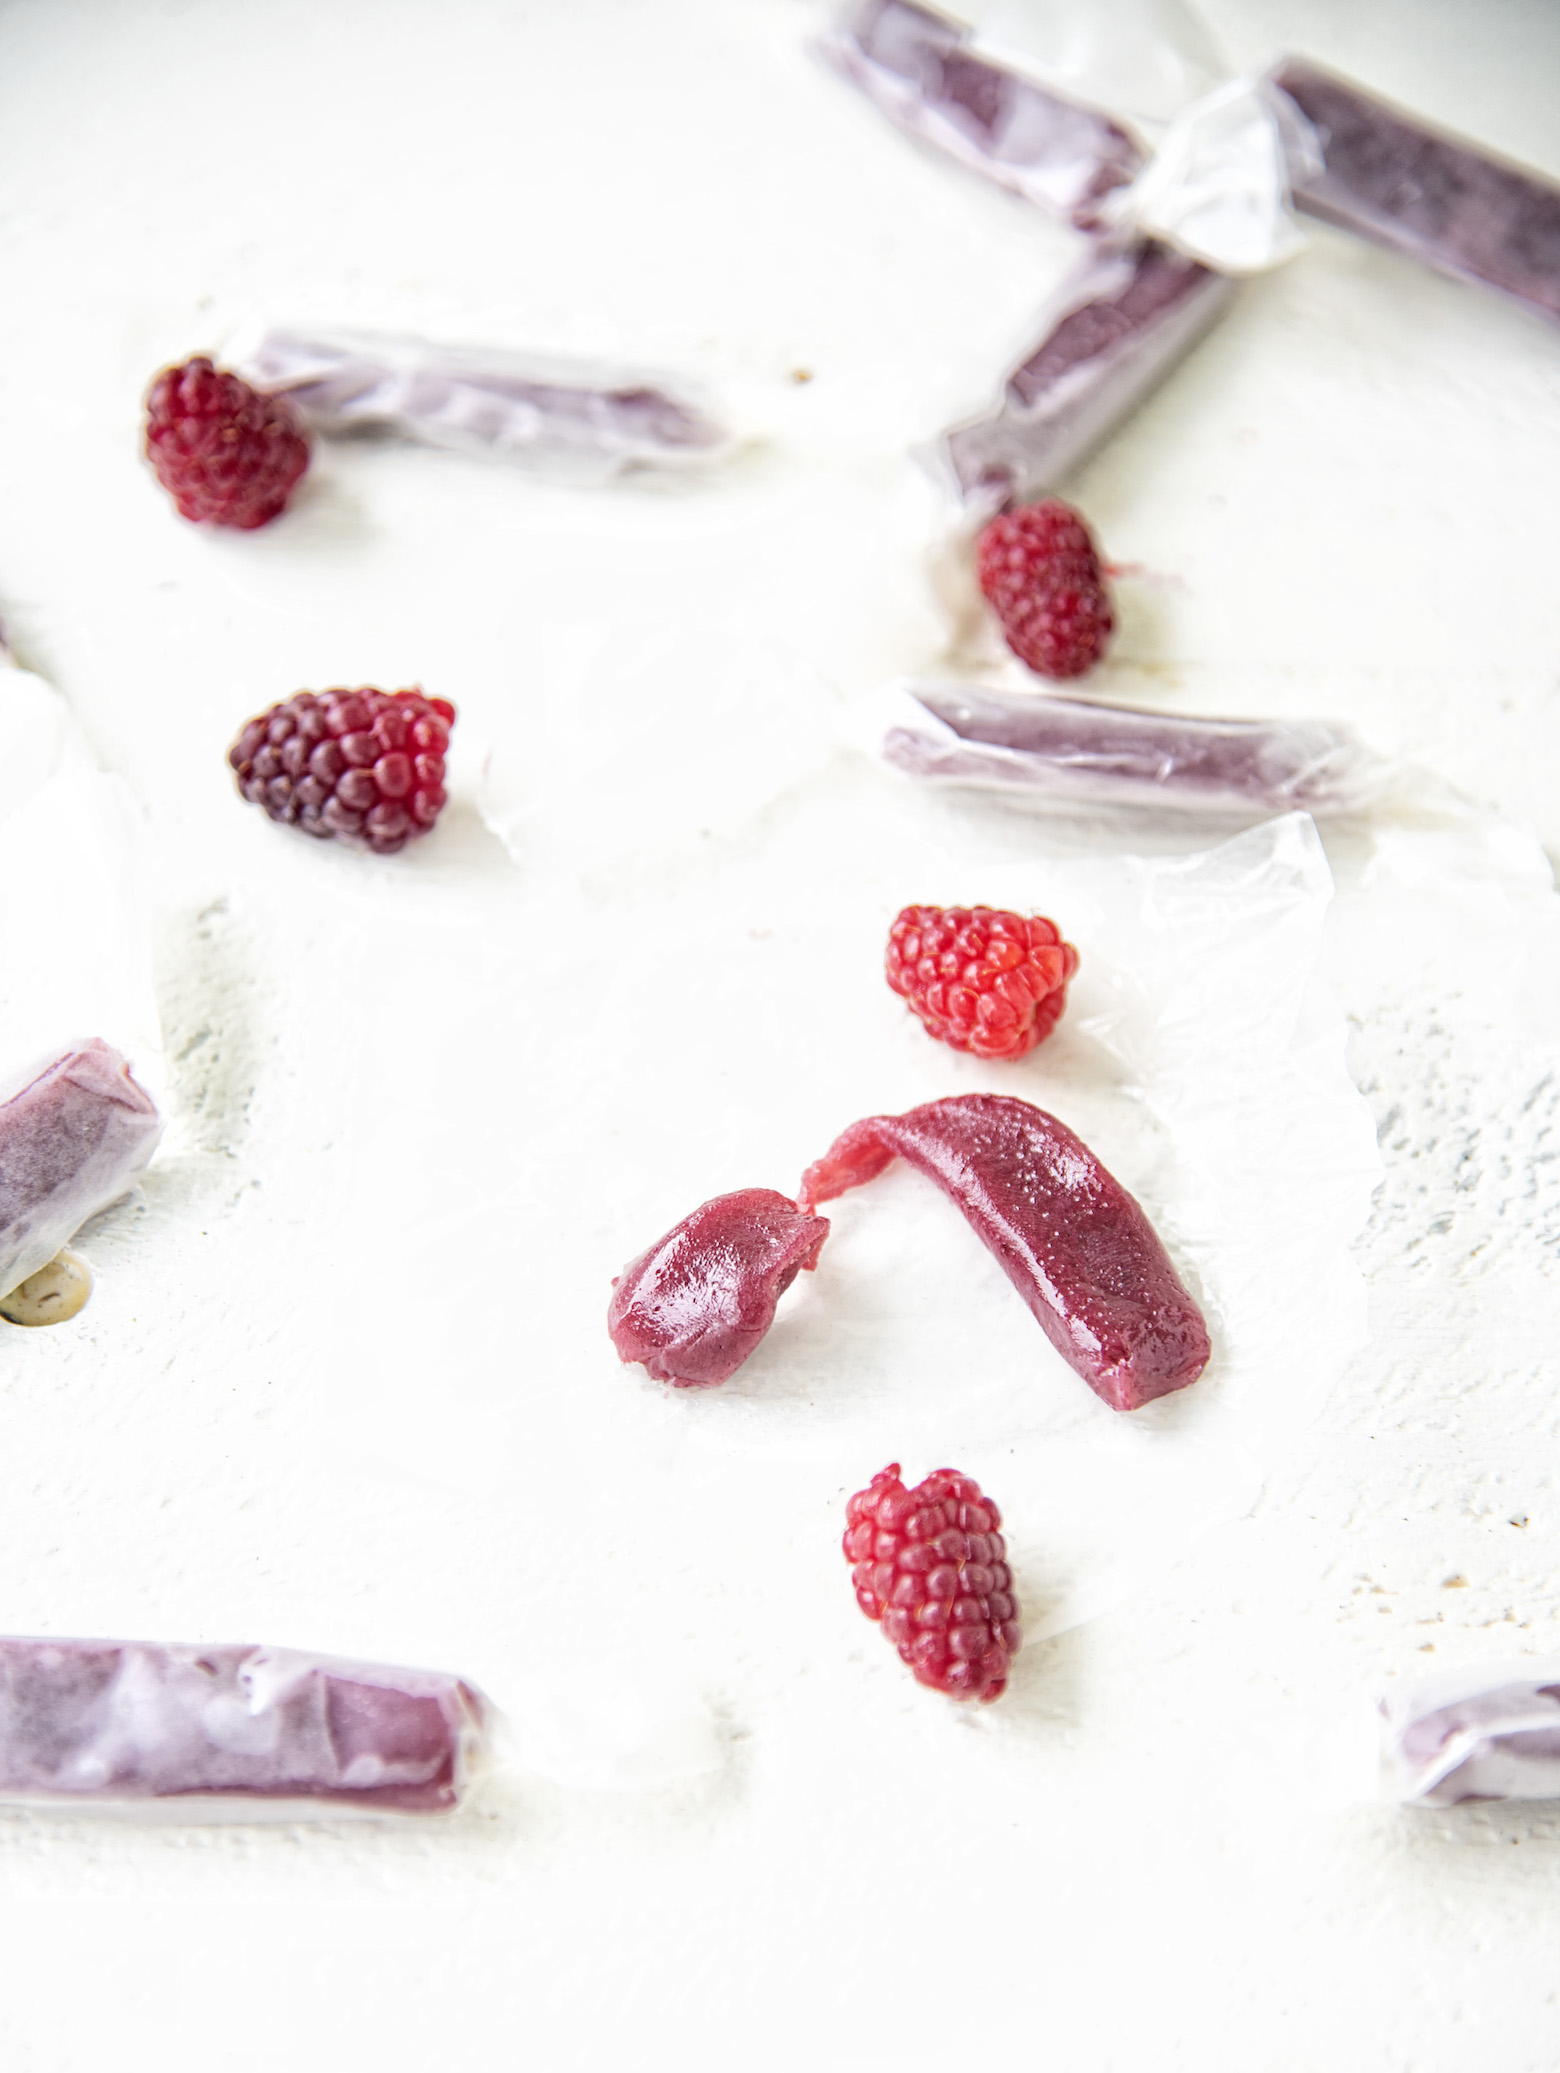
883;680;1387;820
248;327;731;480
608;1189;830;1386
0;1639;489;1814
0;1042;162;1301
1380;1660;1560;1807
0;1249;92;1328
1272;57;1560;327
798;1094;1209;1411
823;0;1145;228
937;236;1236;512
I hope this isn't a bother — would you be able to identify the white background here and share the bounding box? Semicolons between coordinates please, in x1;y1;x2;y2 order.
2;1;1560;2067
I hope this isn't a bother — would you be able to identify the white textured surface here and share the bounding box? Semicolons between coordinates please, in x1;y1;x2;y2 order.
2;1;1560;2067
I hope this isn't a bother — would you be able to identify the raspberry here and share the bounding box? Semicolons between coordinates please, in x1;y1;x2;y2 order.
976;498;1113;679
886;904;1078;1061
844;1464;1020;1702
228;687;454;854
144;356;310;529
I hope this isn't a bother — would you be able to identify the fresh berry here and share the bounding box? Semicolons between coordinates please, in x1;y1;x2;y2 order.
144;356;310;529
886;904;1078;1061
976;498;1113;678
229;687;454;854
844;1464;1020;1702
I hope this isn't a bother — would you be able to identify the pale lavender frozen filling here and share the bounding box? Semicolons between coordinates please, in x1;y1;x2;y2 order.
0;1639;488;1814
1273;56;1560;326
823;0;1144;228
0;1041;163;1299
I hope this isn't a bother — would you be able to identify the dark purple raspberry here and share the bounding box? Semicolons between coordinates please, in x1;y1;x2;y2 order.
843;1463;1021;1703
976;498;1114;680
144;356;310;530
229;687;455;854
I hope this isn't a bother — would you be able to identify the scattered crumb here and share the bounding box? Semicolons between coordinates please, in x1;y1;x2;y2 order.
1443;1574;1470;1589
791;368;814;384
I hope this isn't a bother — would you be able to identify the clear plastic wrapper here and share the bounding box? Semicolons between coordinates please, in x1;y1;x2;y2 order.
935;236;1234;511
245;327;733;481
0;1638;490;1818
1272;57;1560;328
1379;1660;1560;1807
0;1043;163;1301
821;0;1145;228
874;678;1392;822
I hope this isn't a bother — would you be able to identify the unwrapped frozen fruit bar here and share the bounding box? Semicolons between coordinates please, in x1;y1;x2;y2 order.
881;680;1388;820
823;0;1144;229
937;237;1235;512
0;1042;162;1304
1380;1660;1560;1807
0;1639;488;1815
247;328;732;479
609;1190;830;1387
800;1095;1209;1411
1272;57;1560;328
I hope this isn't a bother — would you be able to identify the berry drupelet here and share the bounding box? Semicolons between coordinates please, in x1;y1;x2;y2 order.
844;1464;1021;1703
976;497;1113;679
886;903;1078;1061
229;688;454;854
144;356;310;529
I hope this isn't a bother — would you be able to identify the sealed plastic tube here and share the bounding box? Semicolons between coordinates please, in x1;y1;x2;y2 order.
247;328;733;481
821;0;1145;229
0;1042;162;1300
935;236;1235;512
1380;1660;1560;1807
878;679;1389;820
1272;57;1560;328
0;1639;490;1816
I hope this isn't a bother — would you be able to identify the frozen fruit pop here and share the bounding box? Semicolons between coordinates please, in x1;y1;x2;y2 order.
823;0;1145;228
882;680;1387;820
937;236;1236;512
799;1094;1209;1411
248;327;731;480
1272;57;1560;328
0;1639;488;1815
0;1042;162;1301
1379;1660;1560;1807
609;1189;830;1386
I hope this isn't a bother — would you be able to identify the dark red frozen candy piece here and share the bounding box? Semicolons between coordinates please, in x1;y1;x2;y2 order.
799;1094;1209;1411
608;1188;830;1386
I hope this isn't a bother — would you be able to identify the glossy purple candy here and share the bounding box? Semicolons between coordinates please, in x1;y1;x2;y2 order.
0;1041;162;1300
938;237;1235;512
609;1188;830;1386
0;1639;489;1814
798;1094;1209;1411
824;0;1144;228
884;680;1384;820
1273;57;1560;327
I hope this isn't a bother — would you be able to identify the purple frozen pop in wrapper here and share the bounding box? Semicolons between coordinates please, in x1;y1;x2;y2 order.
1273;56;1560;329
0;1041;162;1302
247;328;732;482
0;1639;490;1816
822;0;1145;229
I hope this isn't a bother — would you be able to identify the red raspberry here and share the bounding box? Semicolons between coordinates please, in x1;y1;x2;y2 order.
976;498;1113;679
886;904;1078;1061
228;687;454;854
844;1464;1020;1702
144;356;310;529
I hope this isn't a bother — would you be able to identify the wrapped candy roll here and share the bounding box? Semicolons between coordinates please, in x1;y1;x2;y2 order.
0;1042;162;1302
1272;57;1560;328
878;679;1388;820
822;0;1145;229
1380;1661;1560;1807
0;1639;490;1816
937;236;1235;512
247;327;732;481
